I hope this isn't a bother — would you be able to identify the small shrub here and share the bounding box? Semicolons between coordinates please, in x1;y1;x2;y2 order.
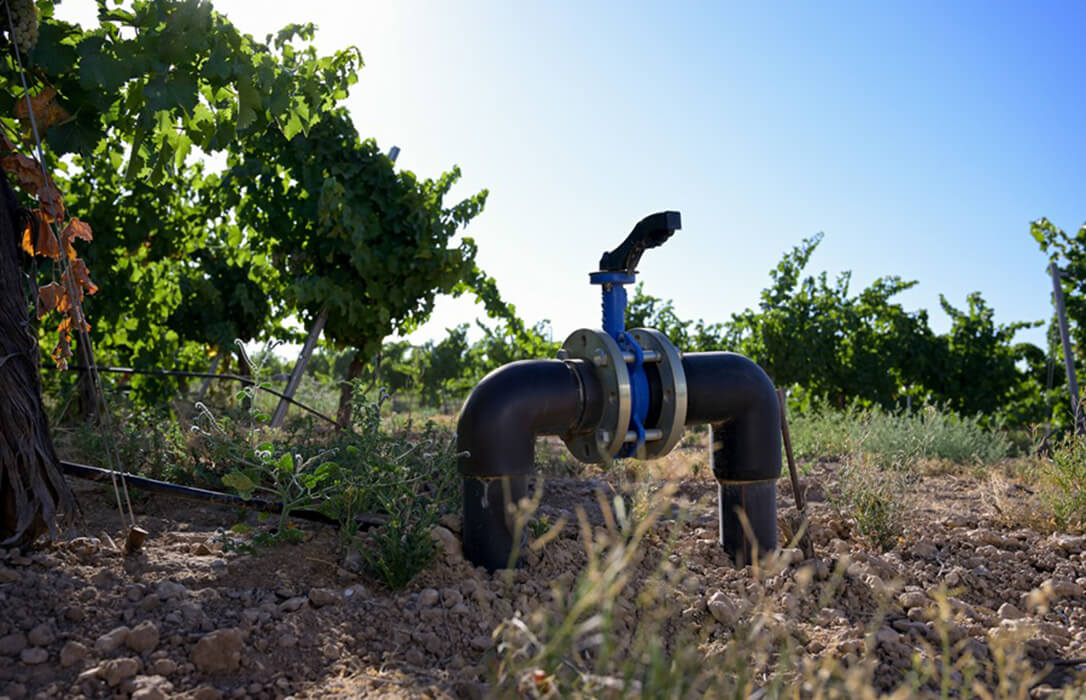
1036;433;1086;532
362;494;437;589
828;461;909;552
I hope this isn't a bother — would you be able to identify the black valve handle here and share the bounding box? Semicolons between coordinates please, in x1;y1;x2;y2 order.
598;211;681;274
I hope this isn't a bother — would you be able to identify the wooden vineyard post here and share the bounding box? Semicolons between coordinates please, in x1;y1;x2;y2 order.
270;306;328;428
1049;262;1084;434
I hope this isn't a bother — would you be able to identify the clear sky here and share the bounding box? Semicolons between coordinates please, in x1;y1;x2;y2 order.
58;0;1086;350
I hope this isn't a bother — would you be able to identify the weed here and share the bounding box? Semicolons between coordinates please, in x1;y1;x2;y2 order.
361;492;437;590
828;460;910;552
1036;433;1086;532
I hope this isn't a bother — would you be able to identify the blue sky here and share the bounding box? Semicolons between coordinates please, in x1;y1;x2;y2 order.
59;1;1086;350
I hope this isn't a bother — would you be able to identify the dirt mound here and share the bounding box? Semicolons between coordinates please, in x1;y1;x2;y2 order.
0;463;1083;698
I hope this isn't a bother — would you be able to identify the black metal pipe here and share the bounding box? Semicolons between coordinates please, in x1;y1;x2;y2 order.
682;352;782;565
457;359;601;571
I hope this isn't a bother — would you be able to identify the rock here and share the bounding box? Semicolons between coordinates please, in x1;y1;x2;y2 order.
308;587;339;607
470;635;492;651
439;513;462;533
26;622;54;647
278;634;297;648
418;588;440;607
442;588;464;608
279;596;306;613
432;526;462;561
875;627;901;646
191;628;243;673
898;591;928;610
0;567;19;584
95;626;131;655
150;658;178;675
191;686;224;700
1049;534;1086;554
156;580;187;600
910;542;938;559
19;647;47;664
60;640;89;667
130;674;173;700
998;603;1024;620
0;631;28;656
707;591;740;626
98;657;141;686
1043;578;1083;600
126;620;160;653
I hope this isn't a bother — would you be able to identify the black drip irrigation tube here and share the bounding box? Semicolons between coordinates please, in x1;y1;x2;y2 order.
59;460;386;529
54;364;344;430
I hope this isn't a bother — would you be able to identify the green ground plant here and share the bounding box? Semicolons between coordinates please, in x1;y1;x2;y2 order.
827;460;911;552
1035;433;1086;532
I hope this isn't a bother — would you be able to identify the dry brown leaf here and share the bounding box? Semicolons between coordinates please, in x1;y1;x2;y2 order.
14;88;71;131
60;218;93;259
36;281;65;318
67;257;98;296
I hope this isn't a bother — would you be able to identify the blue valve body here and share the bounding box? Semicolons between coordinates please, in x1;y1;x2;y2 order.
589;271;648;458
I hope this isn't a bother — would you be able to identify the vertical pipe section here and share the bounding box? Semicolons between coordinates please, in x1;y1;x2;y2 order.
457;359;601;571
683;352;782;565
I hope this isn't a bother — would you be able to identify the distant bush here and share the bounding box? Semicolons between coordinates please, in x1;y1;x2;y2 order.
788;402;1011;470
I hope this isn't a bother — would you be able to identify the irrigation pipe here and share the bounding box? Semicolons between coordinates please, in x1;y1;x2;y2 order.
60;460;386;529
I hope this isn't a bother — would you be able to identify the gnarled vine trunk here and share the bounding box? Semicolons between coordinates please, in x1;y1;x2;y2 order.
336;351;364;429
0;171;76;545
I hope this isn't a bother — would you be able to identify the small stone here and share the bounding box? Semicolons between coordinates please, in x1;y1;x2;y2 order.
1044;578;1083;600
26;622;54;647
98;657;141;686
470;635;492;651
278;634;297;648
308;587;339;607
441;588;464;608
192;687;224;700
418;588;440;607
130;674;173;700
432;526;462;561
0;567;19;584
191;628;243;673
150;658;178;675
910;542;938;559
60;640;89;667
439;513;461;533
95;626;131;655
126;620;160;653
91;570;117;587
998;603;1024;620
278;596;306;613
875;627;901;646
19;647;47;664
156;580;187;600
707;591;740;626
898;591;928;610
0;631;28;656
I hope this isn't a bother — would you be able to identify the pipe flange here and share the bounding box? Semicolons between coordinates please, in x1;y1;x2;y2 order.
559;329;630;462
630;327;687;458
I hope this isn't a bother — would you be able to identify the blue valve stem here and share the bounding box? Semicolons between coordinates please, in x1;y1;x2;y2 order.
589;270;646;458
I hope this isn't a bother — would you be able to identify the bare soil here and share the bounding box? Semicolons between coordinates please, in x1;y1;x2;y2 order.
0;453;1083;699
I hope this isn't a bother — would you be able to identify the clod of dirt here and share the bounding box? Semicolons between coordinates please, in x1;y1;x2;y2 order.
190;628;243;674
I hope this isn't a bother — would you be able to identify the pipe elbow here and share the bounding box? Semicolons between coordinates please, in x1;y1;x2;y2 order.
457;360;584;478
682;352;782;482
